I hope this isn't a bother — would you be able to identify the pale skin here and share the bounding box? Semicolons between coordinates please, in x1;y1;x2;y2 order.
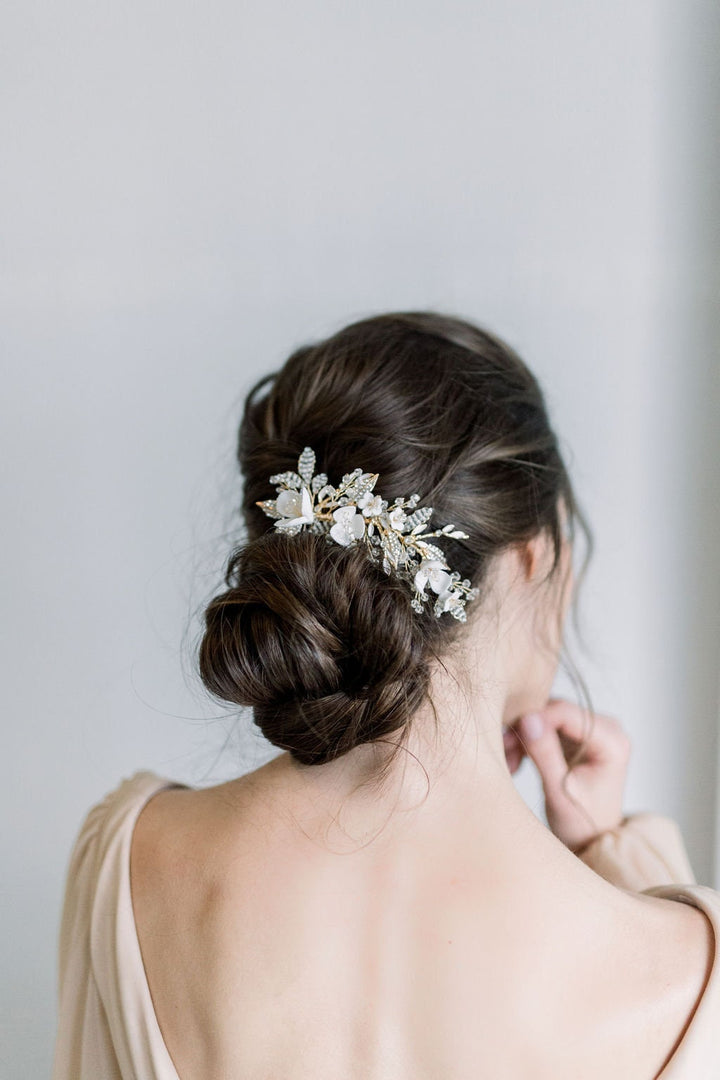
131;524;715;1079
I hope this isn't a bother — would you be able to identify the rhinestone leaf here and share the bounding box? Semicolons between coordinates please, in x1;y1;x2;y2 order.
297;447;316;483
257;499;282;519
344;472;378;501
381;530;404;567
311;473;328;493
404;506;434;532
268;471;303;489
415;541;447;562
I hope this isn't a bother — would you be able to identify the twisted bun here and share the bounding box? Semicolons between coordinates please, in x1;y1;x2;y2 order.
198;529;431;766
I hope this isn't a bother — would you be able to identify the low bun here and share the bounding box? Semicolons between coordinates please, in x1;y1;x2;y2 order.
198;529;431;766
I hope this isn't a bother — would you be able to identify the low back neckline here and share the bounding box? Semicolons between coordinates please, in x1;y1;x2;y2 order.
118;770;719;1080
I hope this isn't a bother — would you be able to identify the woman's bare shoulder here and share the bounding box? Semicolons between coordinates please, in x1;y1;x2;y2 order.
613;889;716;1077
130;770;278;887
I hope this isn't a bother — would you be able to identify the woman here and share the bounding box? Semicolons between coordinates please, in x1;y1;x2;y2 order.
52;312;718;1079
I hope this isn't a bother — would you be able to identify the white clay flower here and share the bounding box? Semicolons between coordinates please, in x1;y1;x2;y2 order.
274;486;315;529
414;558;453;596
434;587;465;614
329;505;366;546
387;506;407;531
357;491;384;517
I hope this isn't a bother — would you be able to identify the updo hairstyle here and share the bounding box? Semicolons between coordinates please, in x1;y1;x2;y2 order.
198;312;593;772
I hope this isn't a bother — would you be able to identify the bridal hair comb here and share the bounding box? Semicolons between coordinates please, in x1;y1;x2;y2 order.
256;446;480;621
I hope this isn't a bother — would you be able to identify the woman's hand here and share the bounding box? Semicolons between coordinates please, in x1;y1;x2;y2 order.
502;698;632;853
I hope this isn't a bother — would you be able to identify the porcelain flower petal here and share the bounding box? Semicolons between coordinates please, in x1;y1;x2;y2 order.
329;505;366;546
276;489;303;518
414;558;450;594
275;485;315;529
387;506;407;531
435;587;464;613
357;492;384;517
428;568;453;595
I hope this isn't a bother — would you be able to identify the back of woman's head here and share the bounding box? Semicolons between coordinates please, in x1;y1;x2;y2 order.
198;311;591;770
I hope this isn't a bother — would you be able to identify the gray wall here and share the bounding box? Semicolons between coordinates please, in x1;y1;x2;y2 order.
2;2;719;1076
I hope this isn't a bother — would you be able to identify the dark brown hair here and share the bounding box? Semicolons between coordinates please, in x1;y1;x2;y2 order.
198;311;594;780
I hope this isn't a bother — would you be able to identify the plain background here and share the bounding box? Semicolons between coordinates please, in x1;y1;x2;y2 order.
2;2;719;1075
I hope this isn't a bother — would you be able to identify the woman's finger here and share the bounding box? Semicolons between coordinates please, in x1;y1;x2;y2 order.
540;699;631;765
512;698;632;850
518;712;570;793
502;726;525;774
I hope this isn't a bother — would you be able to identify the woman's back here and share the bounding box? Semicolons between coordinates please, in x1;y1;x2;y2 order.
127;765;715;1080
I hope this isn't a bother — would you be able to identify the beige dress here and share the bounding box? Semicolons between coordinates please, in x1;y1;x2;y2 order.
50;769;720;1079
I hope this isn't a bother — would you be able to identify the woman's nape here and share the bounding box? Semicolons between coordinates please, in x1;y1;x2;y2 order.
249;517;575;854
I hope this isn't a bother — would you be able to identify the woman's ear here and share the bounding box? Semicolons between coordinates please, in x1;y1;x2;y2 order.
518;531;549;583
